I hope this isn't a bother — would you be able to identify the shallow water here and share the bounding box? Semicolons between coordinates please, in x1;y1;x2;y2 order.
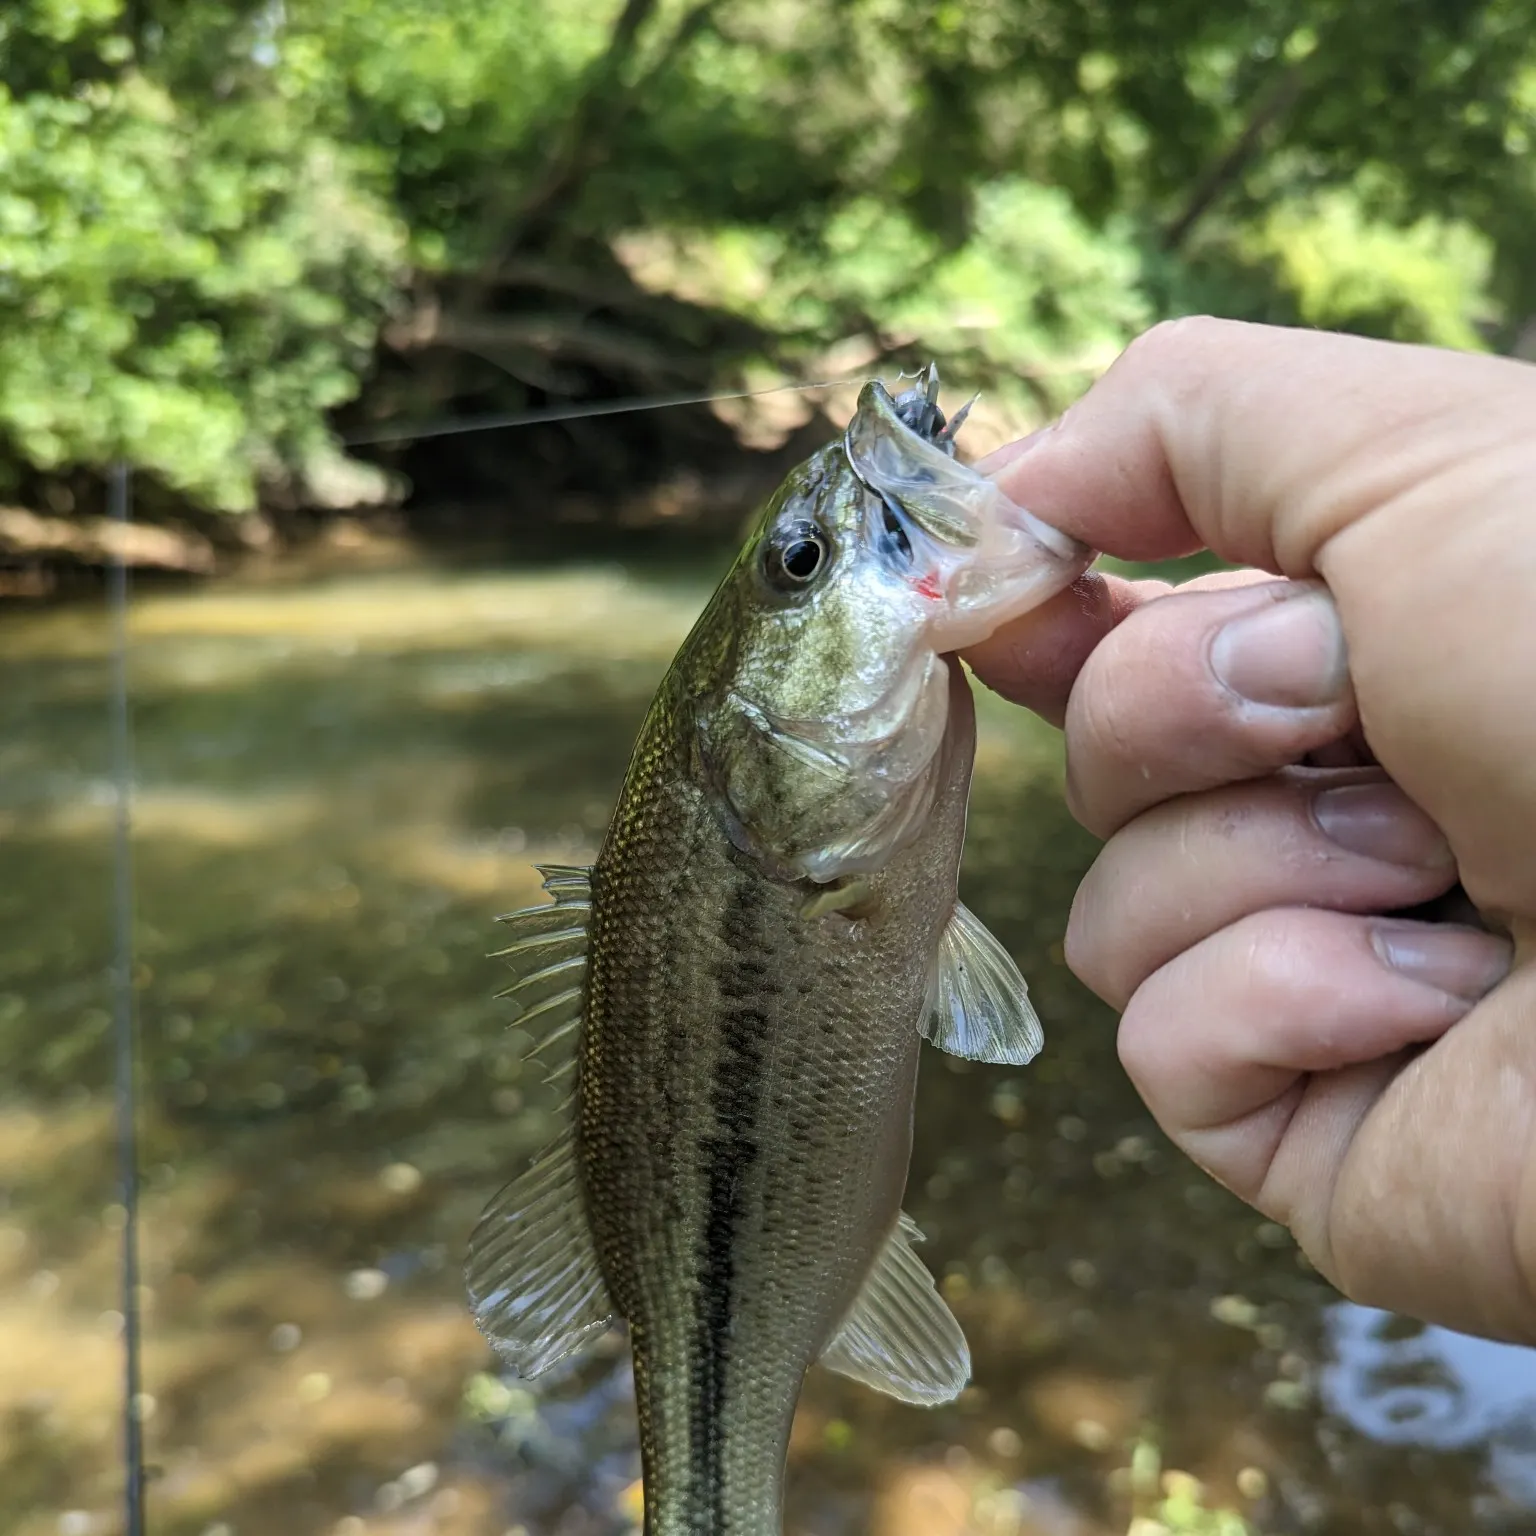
2;554;1533;1536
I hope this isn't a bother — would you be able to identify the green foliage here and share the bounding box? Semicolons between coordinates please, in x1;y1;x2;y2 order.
0;1;403;511
1243;192;1496;349
852;180;1154;408
3;0;1535;519
287;0;613;267
617;180;1153;421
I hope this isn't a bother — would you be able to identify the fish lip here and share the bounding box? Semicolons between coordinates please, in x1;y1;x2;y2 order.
841;384;932;516
841;379;985;555
1012;505;1091;563
843;371;1092;567
839;387;944;583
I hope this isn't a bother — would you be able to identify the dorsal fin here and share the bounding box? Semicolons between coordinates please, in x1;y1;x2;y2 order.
490;865;591;1087
467;864;611;1374
921;901;1043;1066
817;1212;970;1404
465;1130;614;1375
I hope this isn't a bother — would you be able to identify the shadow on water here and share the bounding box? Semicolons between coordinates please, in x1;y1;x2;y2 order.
1;554;1533;1536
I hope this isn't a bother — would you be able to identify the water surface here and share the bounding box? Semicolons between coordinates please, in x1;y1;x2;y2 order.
2;556;1532;1536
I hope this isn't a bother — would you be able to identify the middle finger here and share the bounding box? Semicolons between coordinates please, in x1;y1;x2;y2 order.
1067;768;1460;1009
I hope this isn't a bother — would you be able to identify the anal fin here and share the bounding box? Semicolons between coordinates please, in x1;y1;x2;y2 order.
817;1212;970;1405
921;901;1044;1066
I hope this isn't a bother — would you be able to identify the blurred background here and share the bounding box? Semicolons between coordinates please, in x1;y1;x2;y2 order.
4;1;1536;1534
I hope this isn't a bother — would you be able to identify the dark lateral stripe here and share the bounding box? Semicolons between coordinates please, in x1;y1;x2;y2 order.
687;869;773;1530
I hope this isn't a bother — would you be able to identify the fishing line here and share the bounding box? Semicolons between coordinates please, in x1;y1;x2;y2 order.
341;356;1106;449
107;459;147;1536
342;375;866;446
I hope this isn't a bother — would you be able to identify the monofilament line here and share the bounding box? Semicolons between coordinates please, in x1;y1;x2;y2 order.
343;376;866;446
107;460;147;1536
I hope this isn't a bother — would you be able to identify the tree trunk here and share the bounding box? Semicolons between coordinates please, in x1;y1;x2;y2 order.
1161;48;1317;253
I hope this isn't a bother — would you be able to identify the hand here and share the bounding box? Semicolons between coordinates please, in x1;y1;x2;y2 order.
963;318;1536;1344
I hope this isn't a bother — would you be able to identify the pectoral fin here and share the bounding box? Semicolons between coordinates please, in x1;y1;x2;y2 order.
468;865;612;1373
817;1213;970;1405
921;901;1044;1066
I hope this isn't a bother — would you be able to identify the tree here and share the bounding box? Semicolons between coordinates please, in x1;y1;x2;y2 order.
0;0;402;514
3;0;1534;527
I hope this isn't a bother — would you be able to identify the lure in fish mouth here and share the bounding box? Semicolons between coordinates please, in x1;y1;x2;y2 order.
467;365;1094;1536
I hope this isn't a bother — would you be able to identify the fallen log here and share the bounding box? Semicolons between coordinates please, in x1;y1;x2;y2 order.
0;506;217;573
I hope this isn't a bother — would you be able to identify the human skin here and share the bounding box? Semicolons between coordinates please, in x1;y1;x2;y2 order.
960;317;1536;1345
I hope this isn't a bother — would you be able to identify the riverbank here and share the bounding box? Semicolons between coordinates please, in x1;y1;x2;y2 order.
0;393;846;603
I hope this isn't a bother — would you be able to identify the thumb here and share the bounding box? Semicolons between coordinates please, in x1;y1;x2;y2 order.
983;316;1536;575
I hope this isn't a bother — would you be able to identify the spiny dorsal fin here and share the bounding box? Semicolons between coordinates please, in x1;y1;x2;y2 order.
921;901;1043;1066
465;1130;614;1376
466;864;607;1372
817;1212;970;1405
491;865;591;1088
532;864;591;901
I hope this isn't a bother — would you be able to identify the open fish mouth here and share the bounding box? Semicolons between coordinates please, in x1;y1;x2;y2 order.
883;361;977;455
844;363;1085;559
842;363;1092;652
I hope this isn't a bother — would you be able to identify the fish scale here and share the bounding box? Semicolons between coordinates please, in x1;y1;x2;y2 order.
465;366;1093;1535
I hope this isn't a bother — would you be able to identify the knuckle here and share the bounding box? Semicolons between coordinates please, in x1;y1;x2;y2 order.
1114;987;1165;1095
1225;908;1313;1001
1064;657;1145;835
1125;314;1226;368
1121;317;1234;421
1062;872;1122;1007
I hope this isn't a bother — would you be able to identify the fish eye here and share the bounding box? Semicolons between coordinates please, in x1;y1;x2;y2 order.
765;520;829;588
879;496;913;564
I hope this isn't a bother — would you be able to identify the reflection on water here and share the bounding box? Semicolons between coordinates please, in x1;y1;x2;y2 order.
3;554;1534;1536
1322;1306;1536;1509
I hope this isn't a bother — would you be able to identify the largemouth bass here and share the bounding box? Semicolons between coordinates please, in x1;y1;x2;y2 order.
467;367;1091;1534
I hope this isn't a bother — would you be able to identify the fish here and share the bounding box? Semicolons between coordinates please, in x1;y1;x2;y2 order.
466;365;1093;1535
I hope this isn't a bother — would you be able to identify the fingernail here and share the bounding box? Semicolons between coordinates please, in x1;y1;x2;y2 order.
1372;921;1513;1003
1312;782;1454;868
1210;585;1348;708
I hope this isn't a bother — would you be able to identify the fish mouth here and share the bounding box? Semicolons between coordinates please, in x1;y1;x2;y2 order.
883;361;976;455
844;366;1085;560
842;363;1093;651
